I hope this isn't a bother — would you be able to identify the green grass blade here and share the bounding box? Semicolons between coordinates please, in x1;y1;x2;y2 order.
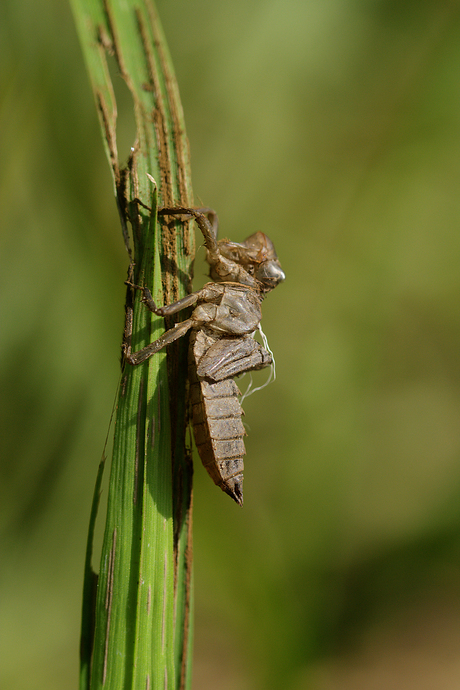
70;1;194;688
80;456;106;690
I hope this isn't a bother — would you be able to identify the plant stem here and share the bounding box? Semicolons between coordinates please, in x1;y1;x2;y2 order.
70;1;194;688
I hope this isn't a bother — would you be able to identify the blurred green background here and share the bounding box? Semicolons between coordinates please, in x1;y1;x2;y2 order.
2;0;460;688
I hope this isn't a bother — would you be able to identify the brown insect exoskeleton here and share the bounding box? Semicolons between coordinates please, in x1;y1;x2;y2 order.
124;207;285;505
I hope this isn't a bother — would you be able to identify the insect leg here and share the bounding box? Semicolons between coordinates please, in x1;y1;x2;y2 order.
191;207;219;240
126;282;218;318
139;287;202;317
158;207;220;262
124;318;195;365
123;282;214;365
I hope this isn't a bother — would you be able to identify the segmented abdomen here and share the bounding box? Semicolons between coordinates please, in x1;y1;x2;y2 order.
189;333;246;505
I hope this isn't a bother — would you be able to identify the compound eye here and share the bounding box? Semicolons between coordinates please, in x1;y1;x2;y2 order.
256;260;286;287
